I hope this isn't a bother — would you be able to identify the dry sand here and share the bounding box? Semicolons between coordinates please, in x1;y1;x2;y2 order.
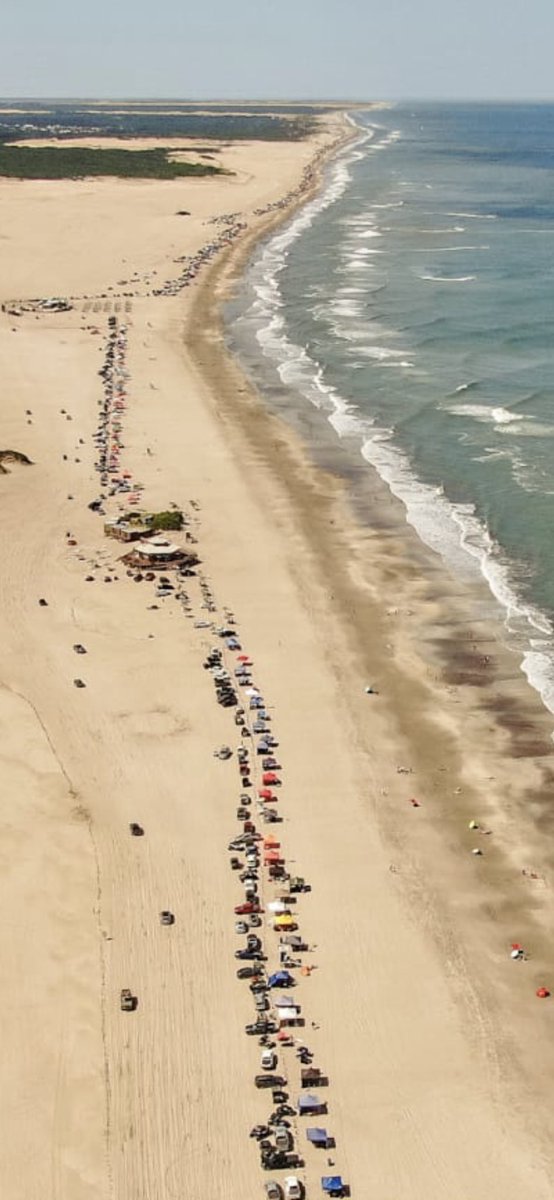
1;113;554;1200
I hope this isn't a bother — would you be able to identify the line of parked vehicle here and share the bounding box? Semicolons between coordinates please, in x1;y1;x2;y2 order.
210;631;348;1200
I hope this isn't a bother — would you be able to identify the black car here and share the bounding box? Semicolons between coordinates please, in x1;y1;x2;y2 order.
237;966;264;980
255;1074;286;1089
261;1153;290;1171
245;1020;278;1035
250;1124;271;1140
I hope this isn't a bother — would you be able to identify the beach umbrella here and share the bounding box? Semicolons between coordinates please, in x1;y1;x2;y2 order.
238;654;251;662
536;987;550;998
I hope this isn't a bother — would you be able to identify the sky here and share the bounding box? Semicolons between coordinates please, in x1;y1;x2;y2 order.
2;0;553;101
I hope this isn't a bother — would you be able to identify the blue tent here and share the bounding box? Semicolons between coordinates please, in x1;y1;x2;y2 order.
306;1127;328;1146
321;1178;344;1196
268;971;294;988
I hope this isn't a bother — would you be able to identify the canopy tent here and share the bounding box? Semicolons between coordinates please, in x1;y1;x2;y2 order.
268;971;294;988
321;1177;344;1195
274;914;294;928
306;1128;328;1146
276;993;296;1007
276;1005;300;1022
263;772;279;785
298;1093;321;1112
268;901;287;914
263;836;280;847
258;788;274;800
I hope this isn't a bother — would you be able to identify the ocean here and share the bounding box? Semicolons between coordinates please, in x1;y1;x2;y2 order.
226;103;554;715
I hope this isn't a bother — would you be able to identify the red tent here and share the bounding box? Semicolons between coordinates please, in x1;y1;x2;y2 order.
263;772;278;785
258;788;274;800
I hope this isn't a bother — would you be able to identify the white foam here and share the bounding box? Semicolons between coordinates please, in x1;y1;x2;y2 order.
447;211;498;220
419;273;477;283
242;117;554;719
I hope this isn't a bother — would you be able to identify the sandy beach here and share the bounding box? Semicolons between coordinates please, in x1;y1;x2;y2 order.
1;111;554;1200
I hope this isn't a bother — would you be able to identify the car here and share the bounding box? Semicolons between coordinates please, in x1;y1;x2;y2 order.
129;822;144;837
245;1020;278;1035
234;902;261;915
235;949;264;960
159;910;175;926
235;920;249;935
120;988;137;1012
264;1184;283;1200
237;965;264;980
73;678;86;688
261;1152;290;1171
249;914;262;928
255;1074;287;1089
73;643;87;654
261;1049;277;1071
230;857;242;870
284;1177;302;1200
247;933;261;948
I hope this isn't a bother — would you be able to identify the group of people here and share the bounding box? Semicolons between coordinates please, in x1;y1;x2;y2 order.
152;212;248;297
252;158;318;219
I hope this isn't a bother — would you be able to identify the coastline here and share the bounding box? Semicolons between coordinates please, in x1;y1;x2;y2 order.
184;125;554;1182
1;108;554;1198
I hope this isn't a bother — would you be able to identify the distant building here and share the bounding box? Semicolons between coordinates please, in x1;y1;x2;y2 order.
104;517;153;542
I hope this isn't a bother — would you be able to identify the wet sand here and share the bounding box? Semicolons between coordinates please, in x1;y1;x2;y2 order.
1;111;554;1200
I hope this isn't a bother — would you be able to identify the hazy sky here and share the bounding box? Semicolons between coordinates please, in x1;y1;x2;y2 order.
2;0;552;101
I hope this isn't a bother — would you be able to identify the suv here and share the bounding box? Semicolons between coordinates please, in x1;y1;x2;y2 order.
255;1074;286;1089
284;1179;302;1200
264;1184;283;1200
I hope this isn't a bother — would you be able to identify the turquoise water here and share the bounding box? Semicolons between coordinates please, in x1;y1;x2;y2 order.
229;105;554;712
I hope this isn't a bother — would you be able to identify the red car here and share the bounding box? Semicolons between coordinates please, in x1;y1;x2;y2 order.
234;902;262;915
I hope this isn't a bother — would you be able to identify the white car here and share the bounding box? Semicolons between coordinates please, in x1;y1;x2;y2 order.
260;1049;277;1071
284;1178;302;1200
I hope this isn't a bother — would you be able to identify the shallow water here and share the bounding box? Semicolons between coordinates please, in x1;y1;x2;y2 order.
227;104;554;714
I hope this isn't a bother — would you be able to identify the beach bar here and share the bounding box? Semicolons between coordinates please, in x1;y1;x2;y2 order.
121;536;197;571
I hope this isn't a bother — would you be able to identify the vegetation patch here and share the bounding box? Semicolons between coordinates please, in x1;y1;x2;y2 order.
0;143;228;180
